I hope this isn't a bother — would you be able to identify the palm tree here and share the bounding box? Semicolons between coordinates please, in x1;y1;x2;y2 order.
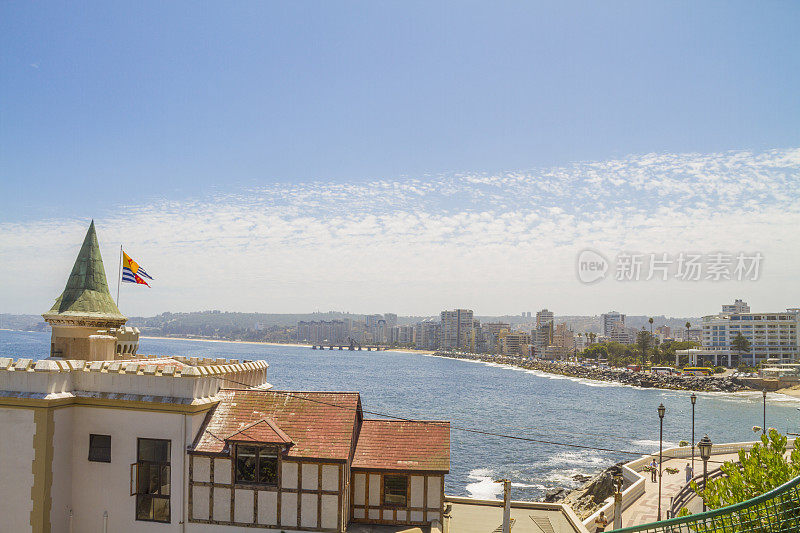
637;328;650;366
682;321;692;367
732;332;751;367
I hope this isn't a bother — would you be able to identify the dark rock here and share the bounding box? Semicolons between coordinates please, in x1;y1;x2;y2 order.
544;488;567;502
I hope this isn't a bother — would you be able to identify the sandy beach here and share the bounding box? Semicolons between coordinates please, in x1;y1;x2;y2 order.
776;385;800;399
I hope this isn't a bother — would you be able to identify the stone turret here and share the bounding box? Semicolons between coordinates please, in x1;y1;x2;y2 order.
42;221;139;360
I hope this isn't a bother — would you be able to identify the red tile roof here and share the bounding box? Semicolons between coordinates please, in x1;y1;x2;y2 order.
351;420;450;472
191;389;361;460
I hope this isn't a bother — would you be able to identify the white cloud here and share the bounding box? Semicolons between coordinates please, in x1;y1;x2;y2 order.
1;148;799;317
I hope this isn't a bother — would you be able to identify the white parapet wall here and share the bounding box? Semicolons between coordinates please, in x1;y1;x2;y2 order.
0;356;270;402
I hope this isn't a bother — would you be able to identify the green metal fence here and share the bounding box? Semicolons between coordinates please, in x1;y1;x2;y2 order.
610;474;800;533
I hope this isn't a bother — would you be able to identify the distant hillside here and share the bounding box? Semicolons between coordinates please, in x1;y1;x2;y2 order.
1;310;701;342
0;314;47;332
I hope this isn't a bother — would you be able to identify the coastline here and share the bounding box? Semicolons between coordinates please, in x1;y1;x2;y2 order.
424;350;752;393
141;335;437;355
2;329;789;397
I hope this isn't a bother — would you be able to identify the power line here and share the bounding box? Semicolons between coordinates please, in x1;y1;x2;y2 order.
215;375;730;464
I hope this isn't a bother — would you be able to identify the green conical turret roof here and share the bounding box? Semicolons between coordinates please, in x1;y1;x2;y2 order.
43;221;126;323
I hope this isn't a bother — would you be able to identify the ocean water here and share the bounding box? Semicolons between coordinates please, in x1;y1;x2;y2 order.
3;329;800;501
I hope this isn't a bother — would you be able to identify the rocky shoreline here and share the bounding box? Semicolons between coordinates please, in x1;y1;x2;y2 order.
432;351;752;393
545;463;626;520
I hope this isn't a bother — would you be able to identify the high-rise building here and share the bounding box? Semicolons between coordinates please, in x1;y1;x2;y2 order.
536;309;554;328
440;309;474;350
383;313;398;328
602;311;626;336
533;322;553;357
414;320;441;350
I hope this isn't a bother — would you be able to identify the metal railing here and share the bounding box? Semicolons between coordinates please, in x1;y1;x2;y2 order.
668;468;724;518
610;474;800;533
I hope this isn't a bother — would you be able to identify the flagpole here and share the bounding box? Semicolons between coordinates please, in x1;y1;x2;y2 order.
116;245;122;307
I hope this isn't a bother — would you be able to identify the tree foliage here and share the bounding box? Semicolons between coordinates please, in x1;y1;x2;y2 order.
732;332;752;355
692;429;800;510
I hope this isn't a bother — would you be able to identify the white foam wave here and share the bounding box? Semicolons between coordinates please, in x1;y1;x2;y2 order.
511;482;548;490
465;469;502;500
545;451;607;468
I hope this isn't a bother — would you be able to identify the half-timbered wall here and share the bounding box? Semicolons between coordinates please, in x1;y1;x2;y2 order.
188;455;346;532
350;470;443;526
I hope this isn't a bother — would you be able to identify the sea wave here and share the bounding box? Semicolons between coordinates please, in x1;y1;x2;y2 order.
465;469;503;500
545;451;607;468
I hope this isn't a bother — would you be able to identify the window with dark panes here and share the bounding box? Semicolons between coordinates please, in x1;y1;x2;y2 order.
235;445;278;485
88;434;111;462
134;438;171;523
383;475;408;506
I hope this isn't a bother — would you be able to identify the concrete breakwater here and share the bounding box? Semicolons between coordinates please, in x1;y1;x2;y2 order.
432;352;751;392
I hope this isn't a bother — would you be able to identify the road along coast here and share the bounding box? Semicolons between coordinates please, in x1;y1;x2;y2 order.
432;351;751;392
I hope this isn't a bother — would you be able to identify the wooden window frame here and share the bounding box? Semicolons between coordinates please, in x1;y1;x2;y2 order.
234;444;279;486
133;438;172;524
382;474;409;507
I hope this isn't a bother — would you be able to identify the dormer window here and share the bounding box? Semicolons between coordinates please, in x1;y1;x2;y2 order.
235;445;278;485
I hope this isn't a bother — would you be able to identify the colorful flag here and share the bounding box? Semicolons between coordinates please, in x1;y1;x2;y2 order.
122;251;153;287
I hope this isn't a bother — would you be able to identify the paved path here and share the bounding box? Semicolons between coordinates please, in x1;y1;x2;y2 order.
621;452;740;527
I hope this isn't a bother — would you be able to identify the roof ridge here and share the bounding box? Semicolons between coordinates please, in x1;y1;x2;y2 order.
226;417;293;444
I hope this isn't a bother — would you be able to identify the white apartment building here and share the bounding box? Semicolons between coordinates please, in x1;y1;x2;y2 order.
701;301;800;367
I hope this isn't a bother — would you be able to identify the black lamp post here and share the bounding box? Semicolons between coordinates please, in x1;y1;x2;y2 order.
690;393;697;475
762;389;768;436
698;434;713;512
657;403;666;521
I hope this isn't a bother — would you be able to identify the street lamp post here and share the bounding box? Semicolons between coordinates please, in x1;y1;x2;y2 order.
657;403;666;521
763;389;767;436
698;435;713;512
690;393;697;475
611;465;624;530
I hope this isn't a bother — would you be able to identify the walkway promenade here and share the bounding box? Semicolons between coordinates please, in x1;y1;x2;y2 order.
620;452;740;526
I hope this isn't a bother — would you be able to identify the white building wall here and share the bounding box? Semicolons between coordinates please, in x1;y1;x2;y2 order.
0;407;36;533
51;407;75;533
67;406;206;533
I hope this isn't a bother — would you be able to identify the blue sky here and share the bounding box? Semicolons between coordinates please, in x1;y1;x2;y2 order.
1;2;799;316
